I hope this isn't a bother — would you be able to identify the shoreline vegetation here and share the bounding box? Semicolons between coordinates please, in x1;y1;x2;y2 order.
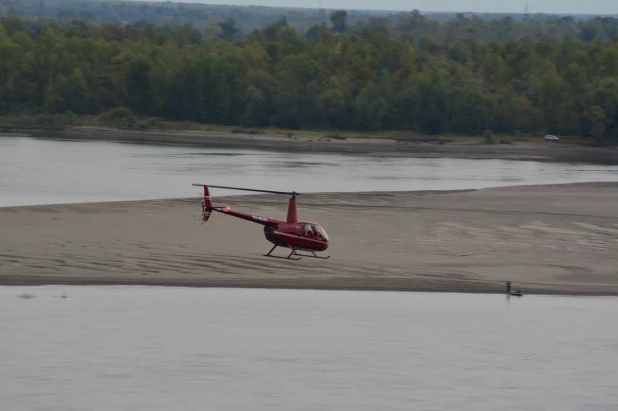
2;183;617;296
0;9;618;145
2;115;618;163
0;112;596;143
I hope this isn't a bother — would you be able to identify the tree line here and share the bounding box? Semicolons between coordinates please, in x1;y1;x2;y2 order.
0;14;617;140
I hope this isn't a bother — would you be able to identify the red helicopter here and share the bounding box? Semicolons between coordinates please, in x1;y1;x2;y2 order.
192;184;330;260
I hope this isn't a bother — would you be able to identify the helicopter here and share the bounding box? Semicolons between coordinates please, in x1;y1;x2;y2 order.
192;184;330;260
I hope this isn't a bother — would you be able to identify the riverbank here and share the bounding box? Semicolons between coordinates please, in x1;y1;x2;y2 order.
4;126;618;162
1;183;617;295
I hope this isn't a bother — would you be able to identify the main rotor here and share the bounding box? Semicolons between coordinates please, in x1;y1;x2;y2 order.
192;184;300;198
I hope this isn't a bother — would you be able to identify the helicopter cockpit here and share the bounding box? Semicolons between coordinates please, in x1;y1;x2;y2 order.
305;224;329;242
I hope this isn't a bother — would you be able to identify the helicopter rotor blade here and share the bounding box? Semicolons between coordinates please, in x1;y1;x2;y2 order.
192;184;300;197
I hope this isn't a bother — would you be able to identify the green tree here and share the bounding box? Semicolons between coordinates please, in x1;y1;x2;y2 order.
219;18;238;42
448;79;496;134
43;77;66;113
355;81;387;130
126;58;152;115
241;85;266;127
585;106;607;140
66;68;90;114
330;10;347;34
538;69;566;133
415;72;447;134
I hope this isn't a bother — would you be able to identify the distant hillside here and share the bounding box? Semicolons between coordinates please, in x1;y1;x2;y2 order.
1;0;617;42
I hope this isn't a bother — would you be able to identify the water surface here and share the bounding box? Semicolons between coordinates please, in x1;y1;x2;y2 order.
2;137;618;206
1;286;617;411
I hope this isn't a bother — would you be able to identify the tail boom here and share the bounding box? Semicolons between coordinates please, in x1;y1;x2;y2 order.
212;207;283;226
194;184;283;226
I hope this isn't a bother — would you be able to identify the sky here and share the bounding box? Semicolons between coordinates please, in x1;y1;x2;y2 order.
144;0;617;14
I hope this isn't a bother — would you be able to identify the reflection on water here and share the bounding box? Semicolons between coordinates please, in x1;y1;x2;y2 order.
1;136;618;206
1;286;617;411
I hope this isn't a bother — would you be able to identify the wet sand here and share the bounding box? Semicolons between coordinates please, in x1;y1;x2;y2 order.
38;127;618;162
1;183;617;295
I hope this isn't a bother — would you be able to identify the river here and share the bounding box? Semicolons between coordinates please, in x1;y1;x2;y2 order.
1;286;617;411
2;136;618;206
2;136;618;411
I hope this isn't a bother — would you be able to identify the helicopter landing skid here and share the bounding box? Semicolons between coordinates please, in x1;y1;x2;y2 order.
295;254;330;259
293;252;331;260
264;245;330;260
264;254;303;261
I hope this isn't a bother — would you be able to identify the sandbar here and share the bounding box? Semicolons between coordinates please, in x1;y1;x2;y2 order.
1;183;617;295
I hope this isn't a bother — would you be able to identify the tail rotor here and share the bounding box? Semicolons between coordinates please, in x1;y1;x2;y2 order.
201;185;213;222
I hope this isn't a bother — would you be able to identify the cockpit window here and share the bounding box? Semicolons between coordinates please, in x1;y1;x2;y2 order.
314;225;329;241
304;224;313;235
313;225;323;238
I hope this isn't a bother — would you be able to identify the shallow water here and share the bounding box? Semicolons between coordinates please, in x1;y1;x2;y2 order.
1;286;617;411
2;136;618;206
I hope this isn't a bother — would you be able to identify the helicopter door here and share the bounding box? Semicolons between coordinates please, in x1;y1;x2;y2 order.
304;224;314;236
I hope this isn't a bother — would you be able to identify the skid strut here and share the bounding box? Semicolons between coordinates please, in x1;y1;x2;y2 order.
263;245;302;260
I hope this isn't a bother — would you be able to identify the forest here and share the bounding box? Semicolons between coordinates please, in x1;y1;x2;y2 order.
0;3;617;140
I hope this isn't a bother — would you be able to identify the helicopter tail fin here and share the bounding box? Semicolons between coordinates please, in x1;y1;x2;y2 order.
201;185;213;222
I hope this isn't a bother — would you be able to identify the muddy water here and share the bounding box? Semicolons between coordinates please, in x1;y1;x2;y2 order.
1;286;617;411
2;136;618;206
